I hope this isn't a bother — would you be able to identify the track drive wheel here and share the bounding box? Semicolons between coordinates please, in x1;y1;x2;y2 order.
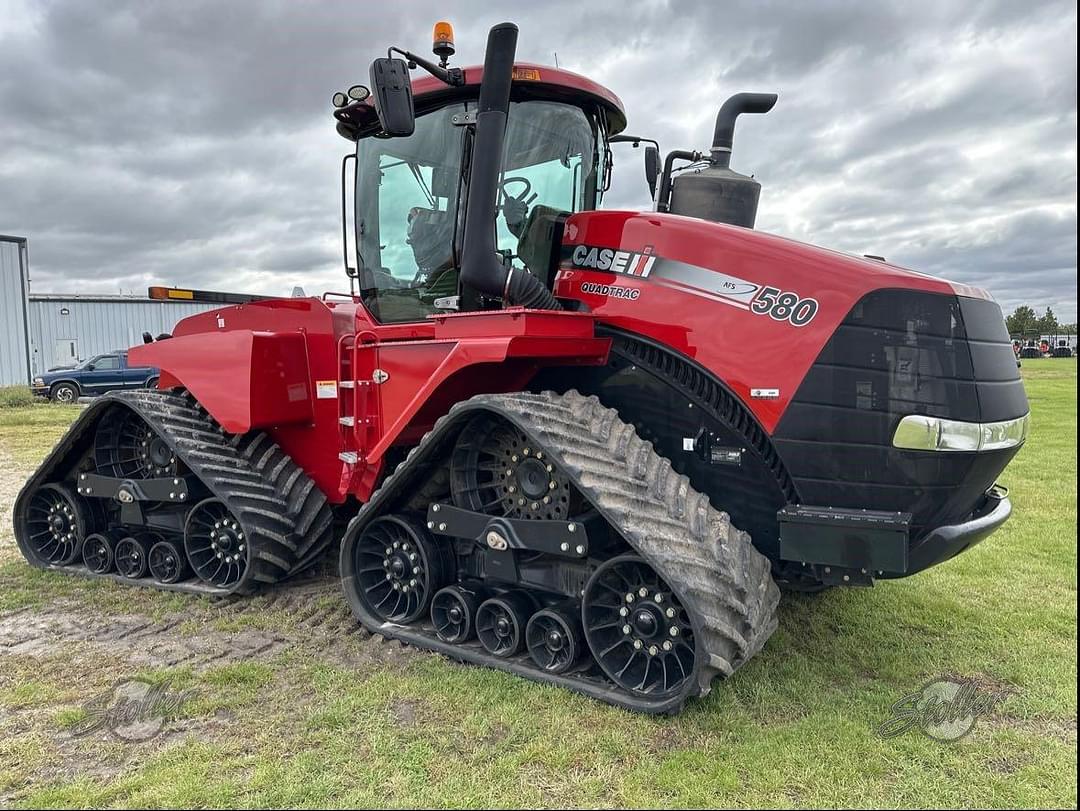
94;409;178;479
449;415;587;521
19;482;90;565
582;555;697;697
352;516;451;623
431;585;481;643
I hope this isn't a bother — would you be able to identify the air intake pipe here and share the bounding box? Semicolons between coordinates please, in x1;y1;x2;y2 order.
667;92;778;228
458;22;560;310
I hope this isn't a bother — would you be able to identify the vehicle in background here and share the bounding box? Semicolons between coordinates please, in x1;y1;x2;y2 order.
31;352;159;403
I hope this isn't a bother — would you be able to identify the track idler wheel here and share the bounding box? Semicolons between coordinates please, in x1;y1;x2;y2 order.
526;605;583;674
148;539;191;584
19;482;90;565
431;585;481;643
476;592;533;658
115;533;157;579
82;531;119;574
353;516;451;623
582;555;697;697
184;498;248;589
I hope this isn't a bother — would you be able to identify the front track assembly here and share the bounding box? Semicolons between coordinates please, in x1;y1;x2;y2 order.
13;390;333;596
341;390;779;713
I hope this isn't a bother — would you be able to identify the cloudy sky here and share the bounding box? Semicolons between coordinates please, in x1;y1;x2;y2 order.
1;0;1076;320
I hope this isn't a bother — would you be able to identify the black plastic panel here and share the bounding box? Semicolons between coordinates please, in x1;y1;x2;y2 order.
774;289;1028;539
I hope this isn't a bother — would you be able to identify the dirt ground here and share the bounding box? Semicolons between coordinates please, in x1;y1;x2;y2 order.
0;442;407;672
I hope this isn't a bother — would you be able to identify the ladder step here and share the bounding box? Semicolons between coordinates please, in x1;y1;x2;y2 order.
339;380;355;389
338;451;359;464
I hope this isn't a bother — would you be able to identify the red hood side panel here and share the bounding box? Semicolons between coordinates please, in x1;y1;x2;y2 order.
554;210;977;433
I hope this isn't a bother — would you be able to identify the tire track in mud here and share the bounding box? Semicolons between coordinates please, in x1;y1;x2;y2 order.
0;575;411;672
0;442;410;673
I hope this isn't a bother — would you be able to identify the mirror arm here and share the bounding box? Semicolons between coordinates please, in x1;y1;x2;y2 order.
655;149;702;212
609;134;659;150
340;153;358;293
389;46;465;87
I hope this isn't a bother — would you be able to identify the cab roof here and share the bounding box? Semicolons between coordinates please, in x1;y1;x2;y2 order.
334;62;627;140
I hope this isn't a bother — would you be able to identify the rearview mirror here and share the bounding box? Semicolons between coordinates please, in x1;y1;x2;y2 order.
369;57;415;136
644;145;660;198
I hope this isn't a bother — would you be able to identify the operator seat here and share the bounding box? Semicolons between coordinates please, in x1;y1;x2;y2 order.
515;204;569;289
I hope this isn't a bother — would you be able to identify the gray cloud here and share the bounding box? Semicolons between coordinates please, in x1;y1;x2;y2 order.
0;0;1075;320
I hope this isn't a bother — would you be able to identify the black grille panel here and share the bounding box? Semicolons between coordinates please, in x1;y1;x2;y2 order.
774;289;1027;537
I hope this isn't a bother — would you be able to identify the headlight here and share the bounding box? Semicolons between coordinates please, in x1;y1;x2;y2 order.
32;377;44;386
893;413;1030;452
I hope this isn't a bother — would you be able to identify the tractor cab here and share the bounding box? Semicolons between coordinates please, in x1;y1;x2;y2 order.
333;25;625;323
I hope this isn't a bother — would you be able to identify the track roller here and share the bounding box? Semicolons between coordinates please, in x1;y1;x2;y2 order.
82;531;118;574
526;606;583;674
352;515;451;623
431;585;481;643
476;592;533;658
148;539;191;584
18;482;90;566
115;533;155;579
582;554;696;697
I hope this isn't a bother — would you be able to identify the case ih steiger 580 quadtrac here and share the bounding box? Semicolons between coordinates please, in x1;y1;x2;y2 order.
14;22;1030;713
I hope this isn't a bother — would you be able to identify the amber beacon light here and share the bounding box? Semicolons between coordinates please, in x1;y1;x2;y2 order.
432;21;455;66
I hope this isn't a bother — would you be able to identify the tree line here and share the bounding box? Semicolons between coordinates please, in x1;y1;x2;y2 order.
1005;306;1076;337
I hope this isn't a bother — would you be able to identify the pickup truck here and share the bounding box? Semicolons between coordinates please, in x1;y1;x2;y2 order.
31;352;159;403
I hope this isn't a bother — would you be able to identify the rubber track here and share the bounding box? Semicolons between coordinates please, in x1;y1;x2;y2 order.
341;390;780;713
13;390;334;596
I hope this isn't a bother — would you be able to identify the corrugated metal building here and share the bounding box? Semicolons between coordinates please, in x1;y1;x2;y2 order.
0;236;32;386
28;295;220;375
1;234;222;384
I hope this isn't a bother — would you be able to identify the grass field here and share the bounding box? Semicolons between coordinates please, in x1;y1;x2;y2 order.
0;360;1075;809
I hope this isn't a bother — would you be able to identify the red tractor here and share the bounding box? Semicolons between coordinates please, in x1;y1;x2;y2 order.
14;22;1029;713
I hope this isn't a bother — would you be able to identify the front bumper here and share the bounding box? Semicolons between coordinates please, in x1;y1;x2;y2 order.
902;484;1011;576
778;484;1012;581
30;385;49;398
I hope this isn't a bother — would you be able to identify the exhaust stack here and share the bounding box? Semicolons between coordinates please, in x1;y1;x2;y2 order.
458;22;560;310
668;92;777;228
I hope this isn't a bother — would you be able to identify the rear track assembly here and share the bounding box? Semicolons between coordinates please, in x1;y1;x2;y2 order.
13;390;333;596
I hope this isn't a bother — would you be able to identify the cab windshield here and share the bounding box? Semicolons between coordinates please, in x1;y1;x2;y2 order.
355;99;602;323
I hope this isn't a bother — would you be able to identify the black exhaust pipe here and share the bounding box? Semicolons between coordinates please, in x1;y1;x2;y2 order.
458;22;560;310
667;92;778;228
709;92;777;168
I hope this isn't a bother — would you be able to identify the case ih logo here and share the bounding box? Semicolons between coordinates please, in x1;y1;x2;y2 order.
570;244;657;277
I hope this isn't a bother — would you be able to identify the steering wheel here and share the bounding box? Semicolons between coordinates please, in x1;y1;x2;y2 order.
500;176;537;207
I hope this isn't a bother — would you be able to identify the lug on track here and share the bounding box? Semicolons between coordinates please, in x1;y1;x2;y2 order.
340;390;780;714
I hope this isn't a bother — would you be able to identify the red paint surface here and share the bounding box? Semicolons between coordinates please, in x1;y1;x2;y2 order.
133;298;608;503
130;209;992;505
338;62;627;133
555;210;987;432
